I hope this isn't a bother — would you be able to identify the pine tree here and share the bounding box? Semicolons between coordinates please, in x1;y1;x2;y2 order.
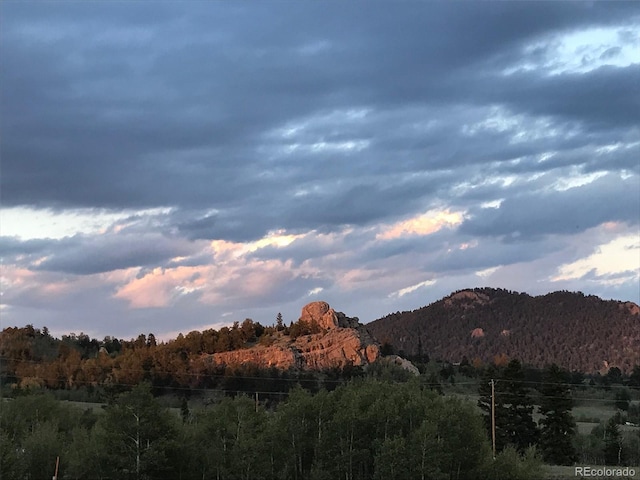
614;389;631;411
538;364;577;465
604;416;624;465
180;397;190;424
501;359;539;453
629;365;640;389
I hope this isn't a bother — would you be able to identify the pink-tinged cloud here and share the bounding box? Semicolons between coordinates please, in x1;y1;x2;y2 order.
114;266;208;308
0;267;36;299
1;266;84;304
113;248;319;310
376;209;464;240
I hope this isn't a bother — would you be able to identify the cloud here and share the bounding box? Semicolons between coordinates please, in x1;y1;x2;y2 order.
31;233;199;275
460;173;639;238
114;266;208;308
389;279;437;299
377;209;464;240
552;234;640;282
1;2;639;338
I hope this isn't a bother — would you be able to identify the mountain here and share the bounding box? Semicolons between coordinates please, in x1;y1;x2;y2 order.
365;288;640;373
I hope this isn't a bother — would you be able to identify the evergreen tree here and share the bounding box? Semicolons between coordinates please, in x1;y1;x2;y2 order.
614;389;631;412
501;359;539;453
604;416;624;465
180;397;190;423
479;361;538;454
629;364;640;389
538;363;577;465
606;366;623;384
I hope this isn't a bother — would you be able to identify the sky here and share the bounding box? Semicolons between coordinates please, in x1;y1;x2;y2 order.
1;2;639;341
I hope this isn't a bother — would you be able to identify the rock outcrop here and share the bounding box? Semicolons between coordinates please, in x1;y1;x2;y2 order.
620;301;640;316
299;301;360;329
444;290;490;308
470;327;485;338
207;343;301;369
209;301;380;370
380;355;420;375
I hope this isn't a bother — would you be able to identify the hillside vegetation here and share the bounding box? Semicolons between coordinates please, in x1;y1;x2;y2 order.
366;288;640;373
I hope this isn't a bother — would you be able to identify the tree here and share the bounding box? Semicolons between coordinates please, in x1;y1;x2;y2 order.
180;397;190;423
615;389;631;412
436;396;492;479
538;364;577;465
479;446;544;480
478;361;538;455
629;365;640;389
0;430;23;480
604;416;624;465
241;318;257;342
380;342;395;356
373;436;409;480
95;382;178;479
275;386;319;480
501;360;539;453
606;366;623;385
276;312;284;331
20;421;60;480
65;425;106;480
193;394;271;480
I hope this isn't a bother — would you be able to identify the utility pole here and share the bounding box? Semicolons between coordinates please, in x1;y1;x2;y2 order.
490;379;496;460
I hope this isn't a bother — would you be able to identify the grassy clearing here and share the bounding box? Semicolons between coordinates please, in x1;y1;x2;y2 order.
574;404;618;422
61;399;106;413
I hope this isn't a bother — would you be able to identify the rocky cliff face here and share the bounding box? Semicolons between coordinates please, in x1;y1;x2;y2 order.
209;301;380;370
299;301;360;330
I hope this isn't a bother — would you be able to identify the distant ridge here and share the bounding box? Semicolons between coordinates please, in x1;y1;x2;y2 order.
365;288;640;373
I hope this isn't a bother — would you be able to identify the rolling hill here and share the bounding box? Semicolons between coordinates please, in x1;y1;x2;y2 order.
365;288;640;373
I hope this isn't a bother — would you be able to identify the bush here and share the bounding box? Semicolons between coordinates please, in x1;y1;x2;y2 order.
479;446;545;480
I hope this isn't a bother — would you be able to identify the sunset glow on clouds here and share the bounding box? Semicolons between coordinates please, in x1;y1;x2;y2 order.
1;2;639;339
552;233;640;286
377;210;464;240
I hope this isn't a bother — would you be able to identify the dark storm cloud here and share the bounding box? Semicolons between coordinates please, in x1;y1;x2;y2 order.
426;237;566;274
21;233;197;275
2;1;639;242
492;65;640;131
0;237;54;257
460;174;639;238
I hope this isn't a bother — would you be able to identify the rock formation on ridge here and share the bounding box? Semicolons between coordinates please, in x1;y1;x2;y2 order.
208;301;381;370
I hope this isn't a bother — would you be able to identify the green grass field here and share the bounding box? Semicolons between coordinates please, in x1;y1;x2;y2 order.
61;399;106;413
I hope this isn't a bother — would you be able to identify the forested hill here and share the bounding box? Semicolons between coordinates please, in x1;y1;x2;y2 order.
366;288;640;374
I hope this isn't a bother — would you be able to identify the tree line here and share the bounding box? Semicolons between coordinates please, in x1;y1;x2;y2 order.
0;320;335;396
477;359;640;468
1;378;545;480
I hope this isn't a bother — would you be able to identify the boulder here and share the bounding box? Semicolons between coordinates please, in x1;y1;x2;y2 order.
299;301;360;329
